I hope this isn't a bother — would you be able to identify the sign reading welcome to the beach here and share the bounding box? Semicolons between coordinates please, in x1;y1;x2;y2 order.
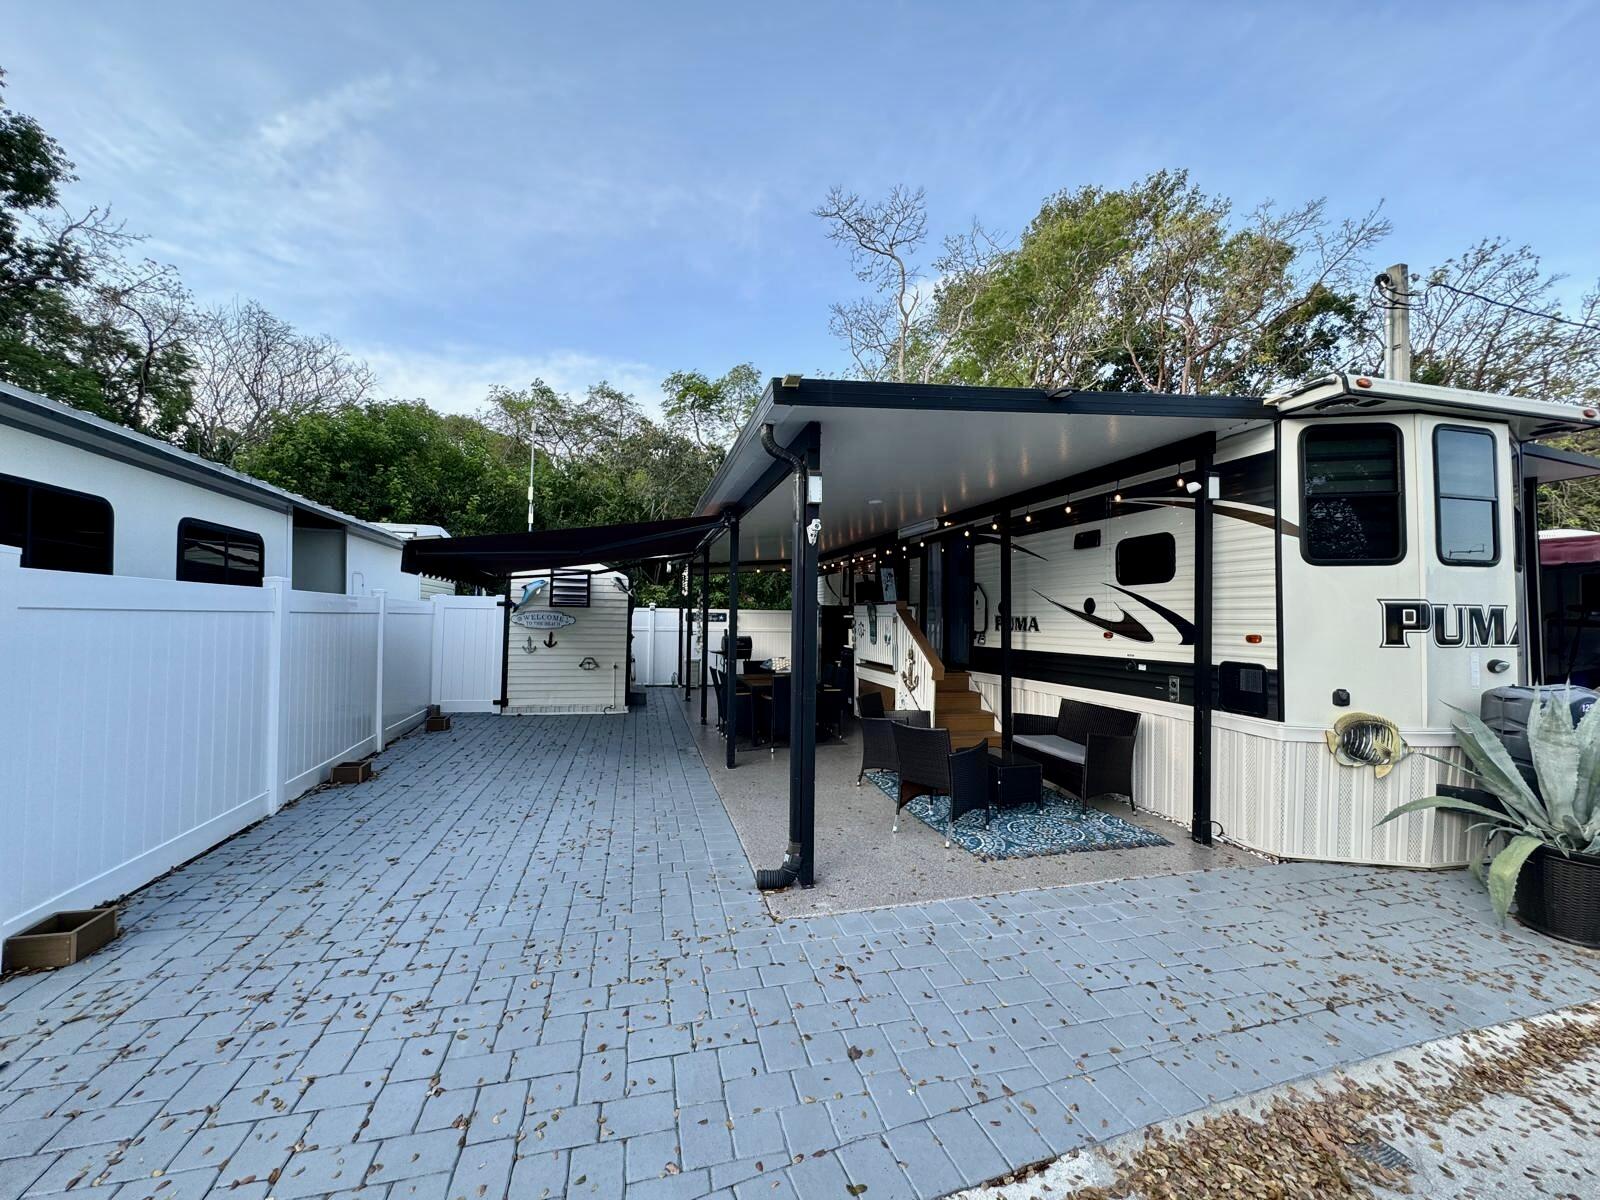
511;610;577;630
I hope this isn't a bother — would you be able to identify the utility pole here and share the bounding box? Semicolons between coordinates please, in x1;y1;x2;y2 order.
1380;263;1412;383
526;419;537;533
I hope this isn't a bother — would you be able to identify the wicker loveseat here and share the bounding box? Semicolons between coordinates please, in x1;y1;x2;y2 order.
1012;698;1139;810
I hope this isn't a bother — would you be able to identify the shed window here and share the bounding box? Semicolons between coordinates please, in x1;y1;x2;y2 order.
1115;532;1176;586
1300;425;1404;564
177;518;264;587
1434;427;1499;565
0;473;114;573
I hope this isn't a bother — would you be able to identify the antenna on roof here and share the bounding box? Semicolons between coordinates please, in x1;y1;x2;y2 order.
1377;263;1412;382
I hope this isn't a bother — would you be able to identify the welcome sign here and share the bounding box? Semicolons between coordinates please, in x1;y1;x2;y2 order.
511;610;577;631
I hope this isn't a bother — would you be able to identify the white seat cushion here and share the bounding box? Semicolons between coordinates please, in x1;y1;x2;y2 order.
1012;732;1086;764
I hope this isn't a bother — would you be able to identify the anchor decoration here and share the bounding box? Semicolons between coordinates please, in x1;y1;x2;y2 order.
900;642;921;697
544;630;558;648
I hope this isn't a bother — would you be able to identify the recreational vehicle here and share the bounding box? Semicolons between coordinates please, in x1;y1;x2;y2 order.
0;379;416;597
692;374;1600;876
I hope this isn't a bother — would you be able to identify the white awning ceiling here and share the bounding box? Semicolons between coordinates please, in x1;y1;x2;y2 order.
696;381;1272;565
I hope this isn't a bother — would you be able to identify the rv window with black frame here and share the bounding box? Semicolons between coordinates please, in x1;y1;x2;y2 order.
1115;532;1176;586
0;473;114;573
1433;426;1499;565
1300;425;1404;564
176;518;265;587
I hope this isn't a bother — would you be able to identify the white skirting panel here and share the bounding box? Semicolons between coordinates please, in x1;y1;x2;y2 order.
1213;718;1475;868
971;670;1476;868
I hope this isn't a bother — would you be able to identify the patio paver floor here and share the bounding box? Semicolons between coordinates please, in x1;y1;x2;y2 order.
3;697;1600;1200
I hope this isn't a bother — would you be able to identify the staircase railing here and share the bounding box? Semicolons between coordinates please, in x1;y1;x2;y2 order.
893;602;943;716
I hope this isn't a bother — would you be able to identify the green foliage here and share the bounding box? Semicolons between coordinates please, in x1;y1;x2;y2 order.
661;363;761;452
237;401;526;537
0;68;194;436
1376;695;1600;920
935;170;1388;394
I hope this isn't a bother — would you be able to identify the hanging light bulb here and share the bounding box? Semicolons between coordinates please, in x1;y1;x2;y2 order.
991;521;998;531
1024;509;1033;523
1064;501;1073;514
1175;477;1185;488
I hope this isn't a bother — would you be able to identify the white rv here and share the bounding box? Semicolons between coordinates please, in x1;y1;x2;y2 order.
692;373;1600;872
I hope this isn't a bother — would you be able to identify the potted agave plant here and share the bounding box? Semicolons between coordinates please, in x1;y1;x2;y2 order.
1378;693;1600;948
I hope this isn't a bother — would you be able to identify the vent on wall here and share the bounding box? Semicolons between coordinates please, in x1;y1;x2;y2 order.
550;570;592;607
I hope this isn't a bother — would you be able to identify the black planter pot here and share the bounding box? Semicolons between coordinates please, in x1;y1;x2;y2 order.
1515;845;1600;949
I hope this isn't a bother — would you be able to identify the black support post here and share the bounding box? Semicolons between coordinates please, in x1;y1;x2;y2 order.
725;517;740;770
791;434;822;887
699;548;711;724
1000;516;1013;757
497;582;512;709
1522;474;1544;684
1191;442;1215;845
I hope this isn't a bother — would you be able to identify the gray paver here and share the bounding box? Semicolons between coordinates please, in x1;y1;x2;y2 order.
3;700;1599;1199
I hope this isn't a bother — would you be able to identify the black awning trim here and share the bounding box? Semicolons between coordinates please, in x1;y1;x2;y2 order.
401;514;725;587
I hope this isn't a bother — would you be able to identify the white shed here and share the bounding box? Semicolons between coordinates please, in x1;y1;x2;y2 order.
504;565;631;714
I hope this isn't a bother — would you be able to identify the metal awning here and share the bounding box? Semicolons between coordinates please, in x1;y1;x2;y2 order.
694;379;1273;564
1525;442;1600;483
400;513;723;588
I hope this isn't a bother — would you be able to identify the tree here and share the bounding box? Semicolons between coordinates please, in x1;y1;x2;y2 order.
236;400;525;537
929;171;1389;394
661;362;761;450
0;67;190;435
815;185;929;383
1398;239;1600;400
181;299;376;464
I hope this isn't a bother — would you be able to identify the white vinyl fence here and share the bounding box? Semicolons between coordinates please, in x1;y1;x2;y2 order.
631;607;793;686
0;547;445;941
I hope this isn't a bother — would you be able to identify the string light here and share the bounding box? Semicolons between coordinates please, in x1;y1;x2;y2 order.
1175;476;1185;488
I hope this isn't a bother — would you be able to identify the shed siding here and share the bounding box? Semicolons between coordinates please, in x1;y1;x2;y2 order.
505;571;630;714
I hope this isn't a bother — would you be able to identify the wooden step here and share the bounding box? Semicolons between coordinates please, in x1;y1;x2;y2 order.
936;671;971;692
949;729;997;750
937;712;1001;735
934;691;984;713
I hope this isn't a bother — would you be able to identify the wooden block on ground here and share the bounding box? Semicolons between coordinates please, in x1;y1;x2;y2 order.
426;715;452;732
331;760;373;784
4;907;117;972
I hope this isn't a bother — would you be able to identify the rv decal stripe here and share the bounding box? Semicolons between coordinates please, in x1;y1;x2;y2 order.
1107;584;1197;645
1142;497;1300;536
1033;590;1155;642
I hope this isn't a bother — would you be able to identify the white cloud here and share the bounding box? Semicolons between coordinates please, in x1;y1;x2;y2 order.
356;344;669;418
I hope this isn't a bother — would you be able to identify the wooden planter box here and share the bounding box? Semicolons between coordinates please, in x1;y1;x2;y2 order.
4;908;117;971
426;715;452;732
331;760;373;784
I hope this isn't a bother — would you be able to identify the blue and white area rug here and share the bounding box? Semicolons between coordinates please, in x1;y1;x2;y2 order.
865;769;1170;860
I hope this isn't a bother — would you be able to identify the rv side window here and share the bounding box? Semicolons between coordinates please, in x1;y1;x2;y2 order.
1300;425;1404;564
177;518;265;587
0;473;114;573
1434;427;1499;566
1115;532;1176;586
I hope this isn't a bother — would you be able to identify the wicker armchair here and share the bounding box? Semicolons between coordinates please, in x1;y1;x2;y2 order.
857;706;929;785
891;723;953;834
945;740;991;848
1013;698;1139;809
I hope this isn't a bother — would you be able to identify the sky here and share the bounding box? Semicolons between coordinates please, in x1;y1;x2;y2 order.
7;2;1600;417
